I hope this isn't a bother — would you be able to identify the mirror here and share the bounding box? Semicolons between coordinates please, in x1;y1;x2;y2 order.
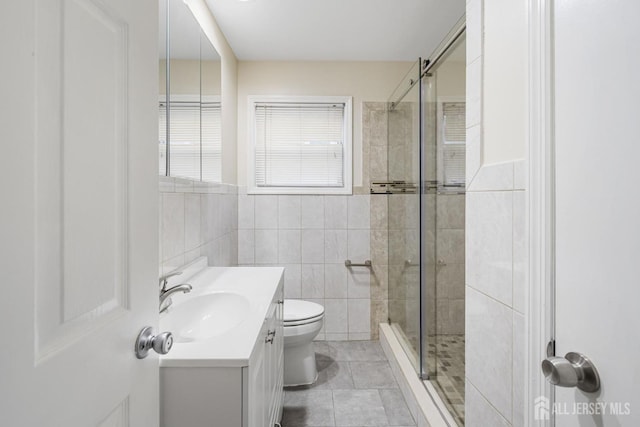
159;0;222;182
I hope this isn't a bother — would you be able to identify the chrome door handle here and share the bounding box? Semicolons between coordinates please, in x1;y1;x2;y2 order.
541;352;600;392
135;326;174;359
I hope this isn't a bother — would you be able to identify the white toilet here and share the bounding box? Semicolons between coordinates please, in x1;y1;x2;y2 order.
283;299;325;387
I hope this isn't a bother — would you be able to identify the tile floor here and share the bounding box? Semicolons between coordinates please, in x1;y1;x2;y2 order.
281;341;416;427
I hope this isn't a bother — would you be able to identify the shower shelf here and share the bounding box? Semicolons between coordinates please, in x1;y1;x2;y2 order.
370;181;417;194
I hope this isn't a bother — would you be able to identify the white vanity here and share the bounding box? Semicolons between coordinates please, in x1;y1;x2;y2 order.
160;259;284;427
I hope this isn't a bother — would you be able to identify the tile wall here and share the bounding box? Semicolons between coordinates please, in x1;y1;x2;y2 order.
465;161;526;427
237;192;372;341
464;1;527;425
159;176;238;275
434;193;465;335
236;101;392;341
365;102;392;341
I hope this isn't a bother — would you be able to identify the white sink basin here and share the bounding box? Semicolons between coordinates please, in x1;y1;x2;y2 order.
161;292;250;343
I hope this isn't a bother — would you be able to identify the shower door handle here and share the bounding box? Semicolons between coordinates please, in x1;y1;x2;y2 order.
541;352;600;392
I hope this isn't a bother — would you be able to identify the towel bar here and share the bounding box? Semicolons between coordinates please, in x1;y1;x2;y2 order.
344;259;372;268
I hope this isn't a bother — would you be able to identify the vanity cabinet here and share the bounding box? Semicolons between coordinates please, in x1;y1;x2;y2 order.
160;267;284;427
246;286;284;427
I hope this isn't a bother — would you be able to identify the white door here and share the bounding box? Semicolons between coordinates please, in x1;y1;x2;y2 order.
552;0;640;425
0;0;159;425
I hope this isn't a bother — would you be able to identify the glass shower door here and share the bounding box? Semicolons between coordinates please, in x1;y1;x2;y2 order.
386;61;425;373
422;34;467;426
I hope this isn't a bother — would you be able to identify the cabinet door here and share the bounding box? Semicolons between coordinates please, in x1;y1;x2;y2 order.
265;286;284;426
272;289;285;424
249;320;267;427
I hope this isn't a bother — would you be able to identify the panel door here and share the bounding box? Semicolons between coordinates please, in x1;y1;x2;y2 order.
0;0;159;425
553;0;640;425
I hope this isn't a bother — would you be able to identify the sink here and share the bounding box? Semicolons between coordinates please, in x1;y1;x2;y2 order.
161;292;251;343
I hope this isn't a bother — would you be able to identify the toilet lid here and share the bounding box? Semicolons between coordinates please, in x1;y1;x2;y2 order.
284;299;324;323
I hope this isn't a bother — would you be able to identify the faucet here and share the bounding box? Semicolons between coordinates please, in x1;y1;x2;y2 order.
159;271;192;313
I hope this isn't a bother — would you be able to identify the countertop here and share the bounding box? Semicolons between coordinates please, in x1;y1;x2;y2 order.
159;259;284;368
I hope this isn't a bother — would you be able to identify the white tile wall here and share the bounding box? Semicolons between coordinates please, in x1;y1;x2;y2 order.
466;167;527;427
278;195;301;229
255;195;278;229
301;264;324;298
465;0;528;425
466;286;513;421
466;381;511;427
466;191;513;306
324;196;348;229
301;196;325;229
278;229;301;263
255;229;278;264
159;177;238;275
324;298;348;334
324;229;348;263
324;264;347;298
302;229;325;263
238;191;372;340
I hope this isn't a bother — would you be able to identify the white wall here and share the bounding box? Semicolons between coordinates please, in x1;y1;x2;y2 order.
482;0;528;164
159;59;221;95
236;61;413;187
436;60;466;98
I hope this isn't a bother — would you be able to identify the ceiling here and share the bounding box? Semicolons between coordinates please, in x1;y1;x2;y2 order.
204;0;465;61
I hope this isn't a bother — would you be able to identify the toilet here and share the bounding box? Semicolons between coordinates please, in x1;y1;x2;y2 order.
283;299;325;387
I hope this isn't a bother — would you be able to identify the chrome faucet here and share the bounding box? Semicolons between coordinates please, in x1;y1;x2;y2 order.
159;271;192;313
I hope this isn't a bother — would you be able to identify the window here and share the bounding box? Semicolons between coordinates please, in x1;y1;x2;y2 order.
437;99;466;187
247;96;352;194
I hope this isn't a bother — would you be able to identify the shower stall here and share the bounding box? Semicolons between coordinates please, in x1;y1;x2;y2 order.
380;28;466;426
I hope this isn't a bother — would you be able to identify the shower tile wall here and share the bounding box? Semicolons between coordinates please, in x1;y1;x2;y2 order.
435;194;465;335
386;100;422;351
365;102;391;341
159;177;238;274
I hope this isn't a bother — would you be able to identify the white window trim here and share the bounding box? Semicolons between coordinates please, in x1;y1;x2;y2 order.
246;95;353;195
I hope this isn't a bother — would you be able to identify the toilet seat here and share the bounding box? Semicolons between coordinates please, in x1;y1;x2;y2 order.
284;299;324;326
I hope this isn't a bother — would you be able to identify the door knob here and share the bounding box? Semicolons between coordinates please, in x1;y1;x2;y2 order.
541;352;600;392
135;326;174;359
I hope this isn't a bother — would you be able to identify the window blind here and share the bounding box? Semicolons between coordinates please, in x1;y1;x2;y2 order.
254;102;345;188
201;102;222;183
158;101;222;182
169;102;201;180
442;102;466;186
443;102;465;143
